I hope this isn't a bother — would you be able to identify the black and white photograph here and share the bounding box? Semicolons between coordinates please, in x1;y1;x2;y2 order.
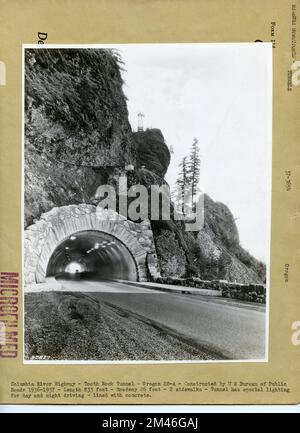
23;44;272;363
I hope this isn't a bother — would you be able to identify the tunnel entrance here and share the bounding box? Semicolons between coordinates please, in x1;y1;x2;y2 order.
46;230;138;281
24;205;160;286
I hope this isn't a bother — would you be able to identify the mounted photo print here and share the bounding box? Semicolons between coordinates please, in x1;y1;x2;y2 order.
0;0;299;409
23;44;272;363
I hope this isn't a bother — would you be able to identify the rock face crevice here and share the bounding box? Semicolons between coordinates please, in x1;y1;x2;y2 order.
150;195;266;284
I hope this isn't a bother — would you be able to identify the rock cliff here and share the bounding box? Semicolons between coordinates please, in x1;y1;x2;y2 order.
25;48;266;283
132;129;171;178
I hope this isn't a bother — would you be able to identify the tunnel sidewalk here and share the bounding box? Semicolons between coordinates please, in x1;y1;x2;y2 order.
24;277;221;296
117;280;222;297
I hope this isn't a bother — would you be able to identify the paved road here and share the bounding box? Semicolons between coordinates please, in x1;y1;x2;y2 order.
57;278;267;361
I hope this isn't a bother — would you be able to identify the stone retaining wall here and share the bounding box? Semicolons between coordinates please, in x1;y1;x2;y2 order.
152;276;266;304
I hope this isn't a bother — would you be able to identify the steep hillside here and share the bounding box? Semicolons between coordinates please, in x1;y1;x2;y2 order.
150;195;266;284
24;48;136;226
133;130;265;283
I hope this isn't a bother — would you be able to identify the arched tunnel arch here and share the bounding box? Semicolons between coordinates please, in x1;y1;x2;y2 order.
23;205;161;287
46;230;138;281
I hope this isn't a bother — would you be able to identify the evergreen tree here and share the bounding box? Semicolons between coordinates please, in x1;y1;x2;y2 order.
187;138;201;210
173;156;189;215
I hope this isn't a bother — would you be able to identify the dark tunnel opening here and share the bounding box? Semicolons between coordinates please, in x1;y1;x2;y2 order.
46;230;138;282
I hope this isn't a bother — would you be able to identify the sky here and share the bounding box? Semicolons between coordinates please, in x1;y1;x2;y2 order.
116;43;272;263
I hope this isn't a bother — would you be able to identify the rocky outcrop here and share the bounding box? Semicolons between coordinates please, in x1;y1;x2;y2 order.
24;205;160;286
154;229;187;277
25;49;136;226
150;195;266;284
133;129;171;178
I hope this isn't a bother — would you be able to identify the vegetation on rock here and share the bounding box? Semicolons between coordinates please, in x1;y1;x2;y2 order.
132;129;171;178
25;48;136;226
25;48;135;166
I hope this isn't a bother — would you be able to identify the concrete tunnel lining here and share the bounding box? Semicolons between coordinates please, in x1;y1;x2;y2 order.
46;230;138;281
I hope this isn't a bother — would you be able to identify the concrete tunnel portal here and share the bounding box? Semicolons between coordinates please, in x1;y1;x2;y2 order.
46;230;138;281
24;205;160;286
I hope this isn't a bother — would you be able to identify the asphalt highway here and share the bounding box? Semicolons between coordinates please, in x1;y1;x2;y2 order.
57;278;266;360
